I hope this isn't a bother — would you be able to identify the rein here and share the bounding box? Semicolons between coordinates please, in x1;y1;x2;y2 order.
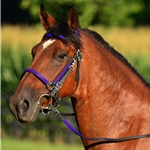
50;104;150;144
21;29;150;145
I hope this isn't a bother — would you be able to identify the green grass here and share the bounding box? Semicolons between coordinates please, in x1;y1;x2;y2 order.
2;137;84;150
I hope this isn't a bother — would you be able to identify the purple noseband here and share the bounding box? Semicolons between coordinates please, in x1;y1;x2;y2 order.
22;57;74;88
22;68;49;85
21;28;81;89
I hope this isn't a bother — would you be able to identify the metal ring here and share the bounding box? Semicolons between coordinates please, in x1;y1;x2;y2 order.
37;93;50;105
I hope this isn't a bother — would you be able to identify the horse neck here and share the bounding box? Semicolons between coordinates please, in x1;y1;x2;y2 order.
72;31;150;148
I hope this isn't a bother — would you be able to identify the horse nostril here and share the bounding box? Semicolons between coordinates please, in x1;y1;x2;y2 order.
19;99;30;115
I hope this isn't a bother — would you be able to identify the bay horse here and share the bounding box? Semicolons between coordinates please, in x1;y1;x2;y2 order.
10;4;150;150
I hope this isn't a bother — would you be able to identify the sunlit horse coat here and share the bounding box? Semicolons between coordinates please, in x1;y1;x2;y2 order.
10;5;150;150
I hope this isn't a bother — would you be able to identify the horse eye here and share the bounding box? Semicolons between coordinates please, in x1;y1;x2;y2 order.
58;53;67;60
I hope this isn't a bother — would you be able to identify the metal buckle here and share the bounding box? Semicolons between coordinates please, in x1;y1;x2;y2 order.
46;82;54;91
49;105;60;115
77;49;82;62
55;82;62;90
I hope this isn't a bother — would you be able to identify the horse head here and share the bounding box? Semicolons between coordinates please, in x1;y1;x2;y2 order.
10;5;81;123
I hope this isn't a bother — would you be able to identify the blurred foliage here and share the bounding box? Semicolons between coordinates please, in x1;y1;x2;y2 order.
1;46;31;94
2;0;150;27
2;137;83;150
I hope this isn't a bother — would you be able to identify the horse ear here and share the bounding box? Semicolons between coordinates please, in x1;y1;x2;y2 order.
67;6;79;31
39;4;56;30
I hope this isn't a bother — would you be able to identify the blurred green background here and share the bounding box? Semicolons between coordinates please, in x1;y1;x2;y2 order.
1;0;150;149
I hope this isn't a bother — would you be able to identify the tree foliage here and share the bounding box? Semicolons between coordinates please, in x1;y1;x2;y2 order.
2;0;150;27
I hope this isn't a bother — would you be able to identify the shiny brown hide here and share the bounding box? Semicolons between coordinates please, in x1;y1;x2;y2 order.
10;5;150;150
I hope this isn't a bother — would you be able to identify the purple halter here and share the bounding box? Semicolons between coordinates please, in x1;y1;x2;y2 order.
23;57;75;88
21;29;82;107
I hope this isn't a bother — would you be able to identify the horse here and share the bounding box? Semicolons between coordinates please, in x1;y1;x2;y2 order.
9;4;150;150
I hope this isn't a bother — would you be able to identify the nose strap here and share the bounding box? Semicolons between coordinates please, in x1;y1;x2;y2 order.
21;68;51;87
21;56;74;89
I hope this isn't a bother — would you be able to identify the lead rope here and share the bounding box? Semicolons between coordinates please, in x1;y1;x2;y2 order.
48;105;150;144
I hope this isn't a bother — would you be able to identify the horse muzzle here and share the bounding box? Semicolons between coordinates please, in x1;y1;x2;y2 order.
9;93;41;123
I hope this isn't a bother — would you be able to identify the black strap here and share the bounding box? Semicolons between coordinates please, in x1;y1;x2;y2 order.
46;103;150;148
84;133;150;143
61;56;81;101
73;59;81;92
54;109;150;144
85;134;150;149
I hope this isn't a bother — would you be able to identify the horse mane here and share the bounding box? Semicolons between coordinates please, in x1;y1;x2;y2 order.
82;28;150;87
45;24;149;87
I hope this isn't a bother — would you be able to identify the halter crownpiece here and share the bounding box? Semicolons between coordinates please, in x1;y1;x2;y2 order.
43;27;80;39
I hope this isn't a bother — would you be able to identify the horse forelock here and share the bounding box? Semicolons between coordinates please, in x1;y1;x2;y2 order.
82;28;150;88
43;23;82;49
